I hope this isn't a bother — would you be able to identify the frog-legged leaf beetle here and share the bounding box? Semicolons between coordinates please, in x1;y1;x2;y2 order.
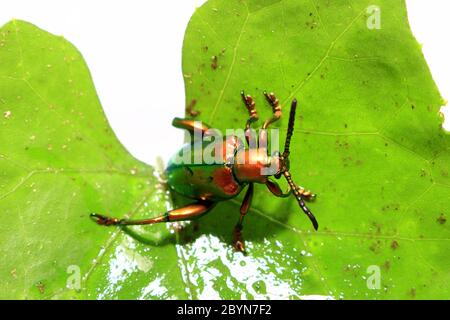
91;91;318;253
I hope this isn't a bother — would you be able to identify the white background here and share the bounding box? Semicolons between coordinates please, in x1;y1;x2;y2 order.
1;0;449;165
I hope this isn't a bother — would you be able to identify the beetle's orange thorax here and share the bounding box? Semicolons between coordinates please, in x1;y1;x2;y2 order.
233;149;280;184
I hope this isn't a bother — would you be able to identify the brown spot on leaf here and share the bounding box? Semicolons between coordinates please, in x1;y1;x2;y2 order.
372;222;382;234
211;55;218;70
437;213;446;225
369;240;381;253
186;99;200;117
306;19;318;29
381;203;400;212
35;281;45;294
391;240;399;250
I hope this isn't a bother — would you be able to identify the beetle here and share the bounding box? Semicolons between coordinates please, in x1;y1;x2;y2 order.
91;91;318;253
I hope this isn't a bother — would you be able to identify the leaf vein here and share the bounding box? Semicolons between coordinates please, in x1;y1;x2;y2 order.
208;9;250;124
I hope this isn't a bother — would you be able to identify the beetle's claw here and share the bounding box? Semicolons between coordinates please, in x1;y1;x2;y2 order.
234;240;246;254
233;229;247;254
298;187;317;202
90;213;121;226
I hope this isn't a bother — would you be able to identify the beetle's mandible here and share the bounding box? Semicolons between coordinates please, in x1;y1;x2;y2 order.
91;91;318;253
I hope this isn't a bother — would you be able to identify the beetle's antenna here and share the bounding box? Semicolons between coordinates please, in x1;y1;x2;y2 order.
280;98;318;230
284;171;319;230
283;99;297;158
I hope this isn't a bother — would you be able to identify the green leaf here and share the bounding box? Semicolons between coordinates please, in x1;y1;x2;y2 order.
1;0;449;300
181;0;449;299
0;20;187;299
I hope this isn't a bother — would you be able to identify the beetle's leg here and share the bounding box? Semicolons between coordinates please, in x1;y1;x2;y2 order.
262;91;282;130
172;118;213;139
266;179;315;201
241;91;259;145
91;201;215;226
233;183;254;253
295;186;316;201
241;91;259;131
266;179;291;198
258;92;282;152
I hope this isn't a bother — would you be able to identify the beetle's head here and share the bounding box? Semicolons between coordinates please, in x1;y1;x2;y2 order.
274;99;319;230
